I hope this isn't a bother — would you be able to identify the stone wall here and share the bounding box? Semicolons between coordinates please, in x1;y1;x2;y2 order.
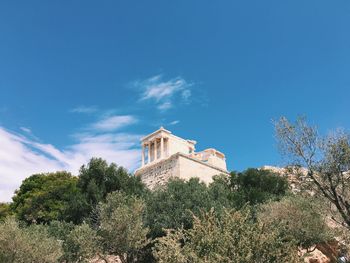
178;154;229;184
167;135;194;156
135;153;229;189
135;154;180;189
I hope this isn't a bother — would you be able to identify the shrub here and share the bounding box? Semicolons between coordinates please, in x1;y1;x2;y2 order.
153;208;300;263
0;217;62;263
97;191;150;263
259;195;332;249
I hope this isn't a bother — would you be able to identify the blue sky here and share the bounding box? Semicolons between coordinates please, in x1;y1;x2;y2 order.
0;1;350;201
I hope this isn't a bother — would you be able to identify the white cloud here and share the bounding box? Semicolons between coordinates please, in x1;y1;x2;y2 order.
90;115;137;132
136;75;192;111
71;106;98;114
0;127;141;202
20;127;32;133
169;120;180;126
158;102;172;111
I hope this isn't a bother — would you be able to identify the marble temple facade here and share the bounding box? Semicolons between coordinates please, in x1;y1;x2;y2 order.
135;127;229;189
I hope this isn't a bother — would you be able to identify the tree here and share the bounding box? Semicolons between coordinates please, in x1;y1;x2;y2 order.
229;168;289;208
47;220;101;263
77;158;147;220
275;116;350;228
208;174;235;211
144;178;214;238
0;217;62;263
11;171;82;224
153;208;300;263
0;203;11;221
64;223;101;263
259;195;331;249
97;191;149;263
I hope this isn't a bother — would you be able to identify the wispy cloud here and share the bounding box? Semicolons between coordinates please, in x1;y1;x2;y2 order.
158;102;172;111
135;75;192;111
0;74;198;202
169;120;180;126
0;127;141;202
20;127;32;133
90;115;137;132
71;106;98;114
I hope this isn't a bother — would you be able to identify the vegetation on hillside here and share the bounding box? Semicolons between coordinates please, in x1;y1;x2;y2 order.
0;116;349;262
275;116;350;229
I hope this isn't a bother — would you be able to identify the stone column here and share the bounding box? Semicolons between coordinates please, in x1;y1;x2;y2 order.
160;137;164;159
165;138;168;157
141;144;145;166
147;143;151;164
154;139;157;160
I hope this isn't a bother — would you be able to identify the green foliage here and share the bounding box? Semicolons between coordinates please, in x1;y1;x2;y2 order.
47;220;102;263
10;158;147;224
144;171;288;240
153;208;300;263
230;168;288;208
47;220;75;241
259;195;332;249
0;217;62;263
64;222;101;263
208;174;235;210
77;158;147;221
47;220;96;262
0;203;11;221
275;116;350;228
145;178;214;238
11;171;82;224
3;156;338;261
97;191;150;263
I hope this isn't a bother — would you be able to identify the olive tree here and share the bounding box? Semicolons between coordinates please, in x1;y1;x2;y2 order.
153;208;300;263
259;195;331;249
0;217;62;263
97;191;150;263
64;223;101;263
145;178;214;238
275;116;350;228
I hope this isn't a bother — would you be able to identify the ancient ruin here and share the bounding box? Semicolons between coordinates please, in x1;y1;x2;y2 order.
135;127;229;189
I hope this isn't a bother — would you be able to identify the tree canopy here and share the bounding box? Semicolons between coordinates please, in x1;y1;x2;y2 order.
77;158;147;221
153;208;300;263
230;168;289;208
144;178;214;238
97;191;150;263
275;116;350;229
1;153;346;261
259;195;331;249
11;171;81;224
0;217;62;263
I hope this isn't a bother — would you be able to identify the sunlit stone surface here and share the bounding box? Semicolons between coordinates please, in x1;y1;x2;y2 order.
135;127;229;189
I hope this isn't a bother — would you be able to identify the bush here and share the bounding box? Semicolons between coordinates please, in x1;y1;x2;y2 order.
97;191;150;263
230;168;289;208
259;195;332;249
145;178;214;238
47;220;102;262
153;208;300;263
64;223;101;262
0;217;62;263
0;203;11;221
77;158;147;222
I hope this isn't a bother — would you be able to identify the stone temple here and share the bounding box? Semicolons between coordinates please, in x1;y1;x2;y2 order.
135;127;229;189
